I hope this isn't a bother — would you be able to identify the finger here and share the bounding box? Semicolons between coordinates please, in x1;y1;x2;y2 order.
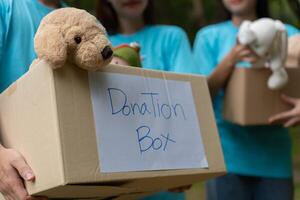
2;193;12;200
284;117;300;127
10;155;35;181
235;47;250;57
4;195;14;200
269;110;294;123
0;170;16;200
240;49;258;57
234;44;248;54
242;56;259;63
239;52;259;63
247;48;259;57
0;170;27;200
239;49;253;57
237;43;249;49
5;168;28;200
281;94;297;106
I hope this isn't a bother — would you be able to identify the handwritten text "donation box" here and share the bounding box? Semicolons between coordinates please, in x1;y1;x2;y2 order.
89;72;208;173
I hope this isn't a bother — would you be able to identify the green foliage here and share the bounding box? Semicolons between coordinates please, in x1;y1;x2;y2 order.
63;0;300;40
64;0;96;14
270;0;299;27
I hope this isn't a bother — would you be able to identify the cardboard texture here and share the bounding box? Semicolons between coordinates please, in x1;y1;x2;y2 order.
223;67;300;125
0;60;225;199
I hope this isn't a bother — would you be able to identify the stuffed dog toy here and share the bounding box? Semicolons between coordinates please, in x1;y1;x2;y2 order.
34;7;113;71
238;18;288;90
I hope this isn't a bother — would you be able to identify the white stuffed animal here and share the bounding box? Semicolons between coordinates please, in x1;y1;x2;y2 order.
238;18;288;90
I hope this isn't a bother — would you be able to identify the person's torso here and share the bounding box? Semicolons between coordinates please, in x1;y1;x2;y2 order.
109;25;191;72
194;20;300;178
0;0;54;92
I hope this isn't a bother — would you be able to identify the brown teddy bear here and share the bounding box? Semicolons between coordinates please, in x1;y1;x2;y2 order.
34;7;113;71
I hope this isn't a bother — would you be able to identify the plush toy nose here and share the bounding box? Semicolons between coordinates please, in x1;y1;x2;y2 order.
101;46;113;60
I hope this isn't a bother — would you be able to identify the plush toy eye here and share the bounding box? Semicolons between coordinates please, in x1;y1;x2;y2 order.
74;36;82;44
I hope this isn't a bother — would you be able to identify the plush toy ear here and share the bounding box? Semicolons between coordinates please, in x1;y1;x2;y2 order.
34;25;67;69
238;20;256;45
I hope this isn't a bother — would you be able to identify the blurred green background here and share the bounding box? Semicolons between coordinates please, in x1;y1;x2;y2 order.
64;0;300;41
64;0;300;199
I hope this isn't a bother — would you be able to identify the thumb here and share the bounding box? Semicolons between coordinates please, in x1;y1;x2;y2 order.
11;157;35;181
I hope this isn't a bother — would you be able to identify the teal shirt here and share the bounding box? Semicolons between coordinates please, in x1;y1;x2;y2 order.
193;20;299;178
110;25;195;200
109;25;196;73
0;0;58;92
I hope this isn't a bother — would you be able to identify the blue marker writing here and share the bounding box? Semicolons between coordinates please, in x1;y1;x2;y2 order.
107;88;186;120
136;125;176;154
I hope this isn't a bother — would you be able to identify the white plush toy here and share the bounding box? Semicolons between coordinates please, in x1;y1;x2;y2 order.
238;18;288;90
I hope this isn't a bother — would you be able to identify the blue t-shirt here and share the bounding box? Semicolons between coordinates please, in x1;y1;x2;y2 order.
193;20;299;178
109;25;196;73
110;25;195;200
0;0;58;92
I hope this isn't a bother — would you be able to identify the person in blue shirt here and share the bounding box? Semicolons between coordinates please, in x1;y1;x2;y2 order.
97;1;195;200
96;0;195;74
193;0;299;200
0;0;62;199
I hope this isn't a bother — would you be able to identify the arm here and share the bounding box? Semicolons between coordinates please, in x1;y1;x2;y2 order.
207;52;235;98
208;44;259;97
193;28;259;98
0;2;46;199
0;144;44;200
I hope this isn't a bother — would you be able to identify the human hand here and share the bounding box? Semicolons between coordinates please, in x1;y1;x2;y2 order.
269;94;300;127
226;44;259;65
0;145;47;200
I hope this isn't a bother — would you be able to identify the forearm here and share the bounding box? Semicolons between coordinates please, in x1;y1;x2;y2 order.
207;57;235;98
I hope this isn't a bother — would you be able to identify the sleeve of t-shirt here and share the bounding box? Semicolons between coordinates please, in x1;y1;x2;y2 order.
0;0;6;62
164;27;197;74
285;24;300;37
0;0;8;62
193;28;218;76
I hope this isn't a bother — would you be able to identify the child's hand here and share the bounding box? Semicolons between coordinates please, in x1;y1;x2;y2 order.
0;145;47;200
207;43;258;98
269;94;300;127
227;44;259;65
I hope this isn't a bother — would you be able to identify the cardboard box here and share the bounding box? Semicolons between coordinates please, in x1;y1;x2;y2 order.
223;67;300;125
0;60;225;199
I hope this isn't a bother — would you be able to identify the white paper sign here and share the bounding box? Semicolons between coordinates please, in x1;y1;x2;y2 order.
89;72;208;173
